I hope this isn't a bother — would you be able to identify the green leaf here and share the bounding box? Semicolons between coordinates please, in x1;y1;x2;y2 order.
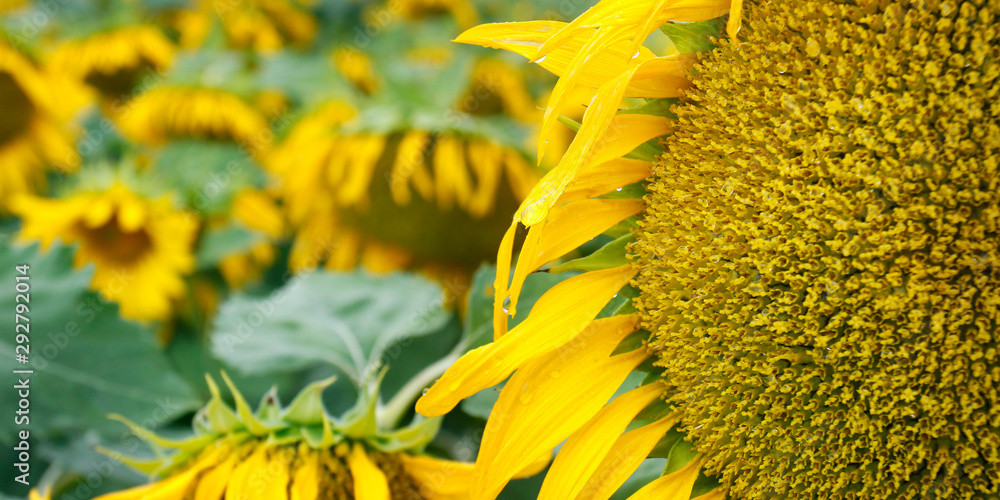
660;18;726;53
211;271;450;379
0;243;201;441
151;140;266;216
195;225;265;269
549;234;634;273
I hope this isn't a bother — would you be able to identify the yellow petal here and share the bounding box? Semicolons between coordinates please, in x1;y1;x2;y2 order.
471;318;649;499
433;135;473;211
401;455;475;497
99;446;224;500
727;0;744;41
538;384;667;500
537;0;731;57
516;67;638;227
338;134;386;207
590;114;673;166
290;450;321;500
117;196;148;232
225;447;268;500
492;222;518;339
391;131;433;205
578;417;680;500
558;158;651;204
625;457;705;500
347;444;390;500
261;449;292;500
194;452;239;500
416;267;637;417
628;55;696;98
506;198;644;318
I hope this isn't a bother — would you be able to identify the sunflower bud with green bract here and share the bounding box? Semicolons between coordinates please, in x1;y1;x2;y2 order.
417;0;1000;498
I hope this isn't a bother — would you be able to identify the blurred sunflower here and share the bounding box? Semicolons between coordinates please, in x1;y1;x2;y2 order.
48;25;174;103
12;182;198;322
91;374;546;500
394;0;479;29
457;58;538;123
116;86;273;156
418;0;1000;499
216;189;285;288
175;0;317;51
0;42;80;207
269;100;538;291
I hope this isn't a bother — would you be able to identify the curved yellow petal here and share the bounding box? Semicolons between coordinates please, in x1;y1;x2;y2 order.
416;267;636;417
401;455;475;497
492;222;518;339
225;447;268;500
578;417;680;500
727;0;744;41
538;384;667;500
516;67;638;227
471;316;648;500
625;457;705;500
506;198;644;318
558;158;651;204
347;444;390;500
193;452;239;500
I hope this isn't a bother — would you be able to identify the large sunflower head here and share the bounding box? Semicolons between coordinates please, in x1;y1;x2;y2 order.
48;25;174;102
416;0;1000;499
92;373;543;500
269;100;538;285
0;42;81;206
12;181;198;322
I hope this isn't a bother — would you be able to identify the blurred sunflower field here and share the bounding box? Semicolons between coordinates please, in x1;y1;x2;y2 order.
0;0;597;498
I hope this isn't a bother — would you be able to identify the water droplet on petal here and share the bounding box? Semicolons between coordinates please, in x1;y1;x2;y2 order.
502;296;512;314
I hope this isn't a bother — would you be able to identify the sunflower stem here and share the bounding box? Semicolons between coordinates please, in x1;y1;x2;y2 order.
380;345;465;429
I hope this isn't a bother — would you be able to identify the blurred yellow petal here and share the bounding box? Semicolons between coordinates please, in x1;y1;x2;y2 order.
347;444;390;500
578;417;680;500
538;383;668;500
625;457;705;500
401;455;475;497
226;447;267;500
290;450;321;500
472;318;649;499
416;268;636;417
194;452;238;500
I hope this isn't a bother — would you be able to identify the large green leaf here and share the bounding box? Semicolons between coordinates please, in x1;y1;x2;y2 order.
0;243;201;442
211;270;450;380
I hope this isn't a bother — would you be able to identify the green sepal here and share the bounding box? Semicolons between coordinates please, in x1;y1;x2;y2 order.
612;329;649;355
221;371;274;436
636;397;673;422
625;140;663;162
620;98;678;119
95;446;165;475
204;375;242;434
663;438;699;474
107;414;216;455
605;216;640;239
300;417;342;449
690;475;723;498
373;416;443;453
257;387;283;422
647;426;686;460
283;377;338;425
342;368;387;438
600;182;647;200
660;18;726;53
634;356;660;374
550;234;634;273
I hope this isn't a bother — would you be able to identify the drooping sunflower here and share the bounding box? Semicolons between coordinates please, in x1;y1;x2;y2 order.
48;25;174;103
0;41;81;207
269;100;538;288
116;86;274;156
12;182;198;322
174;0;317;51
91;374;545;500
417;0;1000;499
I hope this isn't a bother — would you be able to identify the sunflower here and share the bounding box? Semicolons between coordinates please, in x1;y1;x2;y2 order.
12;182;198;322
0;42;80;208
393;0;479;29
48;25;174;103
217;189;285;288
417;0;1000;499
332;47;380;95
269;101;538;287
175;0;316;51
91;374;546;500
116;86;273;156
